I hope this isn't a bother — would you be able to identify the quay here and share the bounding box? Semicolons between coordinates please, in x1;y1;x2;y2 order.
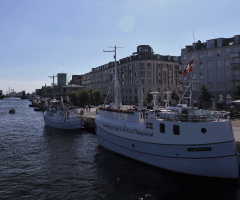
82;107;97;129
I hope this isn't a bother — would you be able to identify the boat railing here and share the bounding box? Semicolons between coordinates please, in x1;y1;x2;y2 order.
154;110;230;122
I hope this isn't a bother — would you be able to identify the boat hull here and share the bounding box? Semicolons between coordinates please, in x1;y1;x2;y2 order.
44;115;82;129
96;125;239;179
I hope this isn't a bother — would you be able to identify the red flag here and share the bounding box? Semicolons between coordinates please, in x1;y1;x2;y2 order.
183;60;193;77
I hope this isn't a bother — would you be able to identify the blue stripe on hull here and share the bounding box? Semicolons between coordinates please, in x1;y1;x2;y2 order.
96;126;239;178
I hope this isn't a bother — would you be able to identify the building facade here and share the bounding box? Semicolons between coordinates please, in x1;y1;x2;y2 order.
57;73;67;87
181;35;240;107
70;75;83;86
87;45;181;105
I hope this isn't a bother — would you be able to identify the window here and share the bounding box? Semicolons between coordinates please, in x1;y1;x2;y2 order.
128;71;132;78
218;82;222;90
226;82;231;90
208;61;212;68
173;125;180;135
128;79;132;85
135;96;138;103
160;123;165;133
208;51;212;57
225;59;230;67
225;48;230;56
208;82;213;89
140;71;145;77
140;63;144;69
163;71;167;83
192;73;197;80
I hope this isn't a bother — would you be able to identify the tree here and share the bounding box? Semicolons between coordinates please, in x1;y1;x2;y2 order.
92;89;103;106
171;90;179;103
68;91;79;105
234;85;240;100
78;88;90;106
200;85;214;108
146;88;153;104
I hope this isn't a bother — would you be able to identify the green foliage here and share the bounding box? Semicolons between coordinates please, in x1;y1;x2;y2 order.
68;91;79;105
171;90;179;102
92;89;103;105
78;88;90;106
200;85;213;102
146;88;153;103
200;85;214;108
68;88;103;106
234;85;240;100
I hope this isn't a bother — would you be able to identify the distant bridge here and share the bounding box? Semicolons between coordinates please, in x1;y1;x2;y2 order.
0;95;29;99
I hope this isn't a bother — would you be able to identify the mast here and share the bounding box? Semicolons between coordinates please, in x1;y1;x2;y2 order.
103;45;123;108
49;74;57;99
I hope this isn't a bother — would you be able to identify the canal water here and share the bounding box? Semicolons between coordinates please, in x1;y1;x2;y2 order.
1;98;240;200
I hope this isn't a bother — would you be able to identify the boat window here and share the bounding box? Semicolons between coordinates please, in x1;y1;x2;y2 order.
160;123;165;133
145;113;148;118
173;125;180;135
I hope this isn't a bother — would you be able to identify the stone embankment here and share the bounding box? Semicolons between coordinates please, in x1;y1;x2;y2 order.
232;119;240;142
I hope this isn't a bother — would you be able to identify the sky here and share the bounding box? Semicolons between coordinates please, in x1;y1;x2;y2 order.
0;0;240;94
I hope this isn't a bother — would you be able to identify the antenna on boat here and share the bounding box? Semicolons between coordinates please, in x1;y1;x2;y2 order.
103;46;123;109
49;74;57;99
164;91;172;108
150;92;159;111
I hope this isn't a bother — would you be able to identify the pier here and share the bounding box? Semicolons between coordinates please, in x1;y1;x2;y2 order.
82;107;97;129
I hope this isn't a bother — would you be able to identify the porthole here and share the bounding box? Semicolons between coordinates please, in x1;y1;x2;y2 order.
201;128;207;134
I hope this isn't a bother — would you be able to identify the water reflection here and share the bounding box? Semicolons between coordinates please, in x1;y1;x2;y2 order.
94;146;240;200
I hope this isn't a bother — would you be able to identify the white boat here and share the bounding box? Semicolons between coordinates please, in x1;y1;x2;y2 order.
95;46;239;179
43;98;84;130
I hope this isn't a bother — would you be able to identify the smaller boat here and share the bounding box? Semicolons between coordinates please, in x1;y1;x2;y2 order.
43;97;84;129
9;108;16;114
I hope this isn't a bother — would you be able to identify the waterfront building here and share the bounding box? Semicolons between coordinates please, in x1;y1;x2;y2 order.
87;45;181;105
70;75;83;86
57;73;67;87
82;72;92;89
181;35;240;107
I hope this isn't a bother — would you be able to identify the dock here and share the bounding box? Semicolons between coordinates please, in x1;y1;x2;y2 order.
82;107;97;129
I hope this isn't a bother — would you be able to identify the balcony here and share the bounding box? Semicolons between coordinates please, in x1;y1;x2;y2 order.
231;75;240;82
230;63;240;70
230;52;240;58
